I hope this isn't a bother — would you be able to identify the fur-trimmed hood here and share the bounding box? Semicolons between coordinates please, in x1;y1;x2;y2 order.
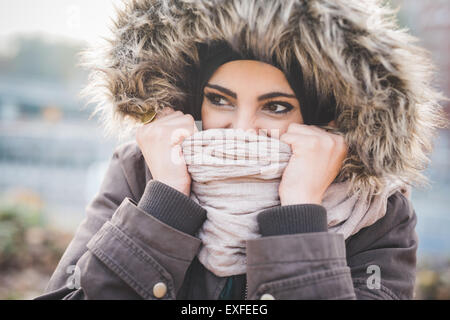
83;0;447;195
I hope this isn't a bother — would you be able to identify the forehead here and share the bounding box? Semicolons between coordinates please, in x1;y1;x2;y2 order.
207;60;293;92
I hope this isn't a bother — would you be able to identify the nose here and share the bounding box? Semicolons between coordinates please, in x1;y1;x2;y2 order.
228;108;259;133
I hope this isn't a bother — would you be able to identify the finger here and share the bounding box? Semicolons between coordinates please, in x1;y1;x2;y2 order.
280;132;313;146
141;108;177;127
287;123;340;143
309;125;342;138
287;123;333;135
308;125;328;133
149;110;185;127
282;131;347;159
286;123;319;135
286;123;308;130
308;126;344;144
155;107;178;120
164;114;197;134
328;120;337;127
170;126;196;146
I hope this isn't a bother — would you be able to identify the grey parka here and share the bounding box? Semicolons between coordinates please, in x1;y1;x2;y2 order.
36;141;418;300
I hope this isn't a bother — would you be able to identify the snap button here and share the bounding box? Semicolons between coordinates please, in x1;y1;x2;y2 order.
153;282;167;298
260;293;275;300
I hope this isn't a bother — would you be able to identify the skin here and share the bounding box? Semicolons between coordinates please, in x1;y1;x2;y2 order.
136;60;348;205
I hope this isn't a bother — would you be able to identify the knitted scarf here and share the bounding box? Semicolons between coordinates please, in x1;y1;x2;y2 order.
181;128;410;277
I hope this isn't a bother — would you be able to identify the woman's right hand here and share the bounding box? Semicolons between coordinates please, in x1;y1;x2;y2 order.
136;107;198;197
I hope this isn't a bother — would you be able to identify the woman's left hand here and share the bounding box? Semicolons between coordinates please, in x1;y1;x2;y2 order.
279;122;348;206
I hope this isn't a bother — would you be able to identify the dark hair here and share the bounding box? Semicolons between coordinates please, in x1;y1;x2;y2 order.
185;41;336;126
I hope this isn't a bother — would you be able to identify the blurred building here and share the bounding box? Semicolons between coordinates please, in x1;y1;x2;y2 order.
394;0;449;113
390;0;450;258
0;37;121;230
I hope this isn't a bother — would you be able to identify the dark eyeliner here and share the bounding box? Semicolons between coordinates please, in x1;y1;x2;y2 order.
205;92;294;114
264;101;294;114
205;92;230;106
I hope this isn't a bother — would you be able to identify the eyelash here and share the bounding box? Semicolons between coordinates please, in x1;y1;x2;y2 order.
204;92;294;114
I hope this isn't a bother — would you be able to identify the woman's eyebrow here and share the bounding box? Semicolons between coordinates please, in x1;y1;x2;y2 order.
205;83;296;101
204;84;237;99
257;92;297;101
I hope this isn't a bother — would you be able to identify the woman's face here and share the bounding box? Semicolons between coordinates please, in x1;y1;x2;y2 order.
201;60;303;138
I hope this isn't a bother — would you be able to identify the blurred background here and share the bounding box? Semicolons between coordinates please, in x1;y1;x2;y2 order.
0;0;448;299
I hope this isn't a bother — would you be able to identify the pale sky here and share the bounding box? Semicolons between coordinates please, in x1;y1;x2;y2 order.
0;0;124;46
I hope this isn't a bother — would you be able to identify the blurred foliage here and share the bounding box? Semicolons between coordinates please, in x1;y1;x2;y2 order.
0;190;73;299
0;199;44;268
415;259;450;300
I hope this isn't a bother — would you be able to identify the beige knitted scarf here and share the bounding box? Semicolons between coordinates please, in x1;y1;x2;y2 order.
181;128;410;277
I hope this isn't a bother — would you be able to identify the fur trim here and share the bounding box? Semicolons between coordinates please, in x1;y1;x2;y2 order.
81;0;448;195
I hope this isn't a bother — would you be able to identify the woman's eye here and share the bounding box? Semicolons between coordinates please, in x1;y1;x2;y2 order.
205;93;231;107
263;102;293;114
205;93;293;115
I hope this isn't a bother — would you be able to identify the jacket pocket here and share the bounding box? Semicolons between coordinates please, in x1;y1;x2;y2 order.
85;198;202;299
253;266;355;300
87;220;175;299
246;232;356;300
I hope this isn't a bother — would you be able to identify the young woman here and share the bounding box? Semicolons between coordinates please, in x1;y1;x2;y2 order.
36;0;446;300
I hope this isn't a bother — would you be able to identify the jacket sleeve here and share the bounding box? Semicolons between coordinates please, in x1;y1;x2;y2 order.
35;144;206;300
247;191;417;300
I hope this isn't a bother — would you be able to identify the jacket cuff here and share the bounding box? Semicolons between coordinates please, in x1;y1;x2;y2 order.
137;180;207;236
257;204;328;236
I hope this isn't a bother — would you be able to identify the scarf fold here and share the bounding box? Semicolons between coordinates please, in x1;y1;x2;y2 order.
181;128;410;277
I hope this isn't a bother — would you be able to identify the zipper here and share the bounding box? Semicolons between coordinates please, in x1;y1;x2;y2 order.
245;281;248;300
243;276;248;300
